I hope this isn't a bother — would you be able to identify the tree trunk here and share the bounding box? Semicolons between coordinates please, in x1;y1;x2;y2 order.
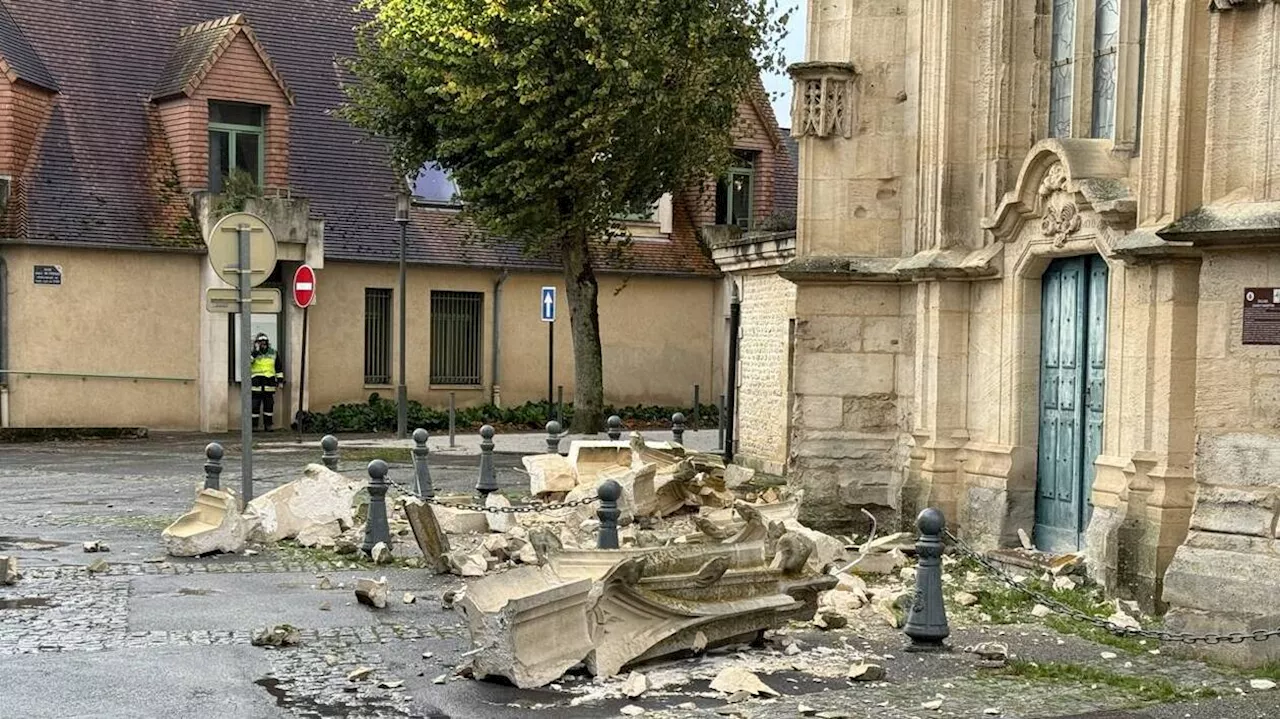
562;229;605;434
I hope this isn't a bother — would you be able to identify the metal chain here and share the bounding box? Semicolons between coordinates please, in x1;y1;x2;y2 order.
944;529;1280;645
387;478;599;514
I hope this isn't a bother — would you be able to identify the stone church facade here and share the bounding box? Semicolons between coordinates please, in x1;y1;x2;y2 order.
784;0;1280;664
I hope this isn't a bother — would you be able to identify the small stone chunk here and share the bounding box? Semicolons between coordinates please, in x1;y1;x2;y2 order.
847;663;885;682
677;702;697;710
317;575;333;590
319;601;332;611
709;667;779;697
371;542;393;565
251;624;302;647
620;706;645;717
82;541;109;553
921;699;943;710
87;558;109;573
355;576;389;609
955;591;979;607
403;592;417;604
798;705;817;716
432;674;447;684
348;666;375;682
378;680;405;689
1100;651;1118;660
983;710;1002;716
1030;604;1052;618
1017;528;1033;549
622;671;649;698
1250;679;1277;690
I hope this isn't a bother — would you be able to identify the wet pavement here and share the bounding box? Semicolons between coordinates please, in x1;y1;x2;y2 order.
1;434;1278;718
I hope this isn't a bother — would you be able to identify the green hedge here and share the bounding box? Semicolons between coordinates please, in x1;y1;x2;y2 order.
296;393;720;434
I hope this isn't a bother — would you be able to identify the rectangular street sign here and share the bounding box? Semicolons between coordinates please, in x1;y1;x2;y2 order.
206;287;283;314
541;286;556;322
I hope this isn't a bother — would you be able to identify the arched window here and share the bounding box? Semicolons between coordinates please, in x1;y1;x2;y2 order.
1049;0;1076;139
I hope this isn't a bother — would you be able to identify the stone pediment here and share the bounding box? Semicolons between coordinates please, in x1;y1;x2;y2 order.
982;139;1136;246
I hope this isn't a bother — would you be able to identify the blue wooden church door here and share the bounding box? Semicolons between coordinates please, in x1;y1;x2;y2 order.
1035;256;1108;552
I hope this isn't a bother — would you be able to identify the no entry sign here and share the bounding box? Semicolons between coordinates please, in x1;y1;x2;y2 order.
293;265;316;308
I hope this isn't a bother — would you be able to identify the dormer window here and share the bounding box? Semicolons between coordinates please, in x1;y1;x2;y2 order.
716;151;756;230
208;100;265;192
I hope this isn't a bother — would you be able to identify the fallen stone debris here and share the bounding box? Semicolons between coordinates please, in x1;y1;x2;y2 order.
355;576;389;609
161;488;249;557
251;624;302;648
0;555;18;585
82;540;109;553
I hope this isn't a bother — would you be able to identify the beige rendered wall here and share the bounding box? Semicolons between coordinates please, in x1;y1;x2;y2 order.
733;272;796;475
1;246;201;429
305;262;719;413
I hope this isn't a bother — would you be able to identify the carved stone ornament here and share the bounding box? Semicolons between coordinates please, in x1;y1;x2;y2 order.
1209;0;1278;11
1037;162;1082;247
788;62;857;140
1041;203;1083;247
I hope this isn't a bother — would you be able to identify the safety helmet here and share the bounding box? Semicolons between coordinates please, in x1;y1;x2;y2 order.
255;333;269;342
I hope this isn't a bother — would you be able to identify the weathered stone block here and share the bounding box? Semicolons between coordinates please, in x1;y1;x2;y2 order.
162;488;248;557
403;498;451;574
243;464;363;543
523;453;577;495
1196;433;1280;488
566;441;631;483
433;503;491;535
1188;485;1279;537
457;565;595;688
724;464;757;490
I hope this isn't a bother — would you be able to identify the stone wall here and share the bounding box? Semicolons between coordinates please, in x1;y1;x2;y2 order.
733;272;796;475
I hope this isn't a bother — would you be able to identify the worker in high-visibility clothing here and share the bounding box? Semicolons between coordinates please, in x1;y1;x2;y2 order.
250;333;285;431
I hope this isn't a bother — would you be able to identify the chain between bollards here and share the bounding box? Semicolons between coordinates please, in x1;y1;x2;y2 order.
320;435;339;471
411;428;434;499
362;459;392;555
596;479;622;549
606;415;622;441
903;508;950;651
204;442;224;490
475;425;498;499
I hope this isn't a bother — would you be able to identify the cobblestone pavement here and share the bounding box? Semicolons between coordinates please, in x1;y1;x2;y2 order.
1;436;1278;718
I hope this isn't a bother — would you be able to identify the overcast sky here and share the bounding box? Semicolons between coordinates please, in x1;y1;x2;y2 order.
762;2;807;129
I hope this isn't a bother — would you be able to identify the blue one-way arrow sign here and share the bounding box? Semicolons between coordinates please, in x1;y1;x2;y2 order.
541;286;556;322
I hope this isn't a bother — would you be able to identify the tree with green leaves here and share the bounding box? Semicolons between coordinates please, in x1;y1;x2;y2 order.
343;0;789;433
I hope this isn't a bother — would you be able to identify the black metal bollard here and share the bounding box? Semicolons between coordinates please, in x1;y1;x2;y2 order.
556;386;564;427
475;425;498;499
321;434;340;471
692;385;700;430
606;415;623;441
362;459;392;555
717;394;726;450
412;428;434;499
903;507;951;651
596;479;622;549
448;392;456;448
671;412;686;445
204;442;224;490
546;420;562;454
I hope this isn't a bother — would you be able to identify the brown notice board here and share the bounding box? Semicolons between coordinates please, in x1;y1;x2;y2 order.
1243;288;1280;345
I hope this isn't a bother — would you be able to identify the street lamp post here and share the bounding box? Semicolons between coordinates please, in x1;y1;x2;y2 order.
396;192;410;440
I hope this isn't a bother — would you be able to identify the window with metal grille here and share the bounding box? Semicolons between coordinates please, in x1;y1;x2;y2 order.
364;288;392;385
430;291;483;385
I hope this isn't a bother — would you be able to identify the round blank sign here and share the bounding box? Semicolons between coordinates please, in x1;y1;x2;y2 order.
206;212;278;289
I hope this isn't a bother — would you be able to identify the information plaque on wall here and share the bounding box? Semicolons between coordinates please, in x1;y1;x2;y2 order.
1243;288;1280;345
33;264;62;285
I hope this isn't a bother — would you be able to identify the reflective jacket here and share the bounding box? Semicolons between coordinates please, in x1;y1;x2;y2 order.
251;348;283;389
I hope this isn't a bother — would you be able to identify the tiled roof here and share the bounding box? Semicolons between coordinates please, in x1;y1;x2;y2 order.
0;0;757;277
0;0;55;90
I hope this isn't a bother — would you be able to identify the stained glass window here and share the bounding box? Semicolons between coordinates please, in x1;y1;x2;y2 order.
1049;0;1076;138
1090;0;1120;139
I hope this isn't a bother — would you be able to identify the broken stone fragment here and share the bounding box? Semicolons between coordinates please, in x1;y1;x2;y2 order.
445;549;487;577
1107;608;1141;631
0;555;17;585
243;464;363;544
371;541;393;565
295;521;342;548
527;526;562;564
514;543;540;565
1017;528;1033;550
485;493;519;533
955;591;980;607
87;558;109;573
431;502;491;535
723;464;756;490
319;601;331;611
523;453;578;496
1250;679;1277;690
863;532;913;553
1052;575;1080;591
162;488;248;557
347;666;375;682
251;624;302;647
709;667;779;697
964;641;1009;662
432;674;447;685
1030;604;1052;618
355;576;389;609
481;534;511;561
403;592;417;604
620;706;645;716
402;498;451;574
622;671;649;698
378;679;404;689
82;541;109;553
921;699;943;711
847;663;885;681
455;564;595;688
317;575;333;590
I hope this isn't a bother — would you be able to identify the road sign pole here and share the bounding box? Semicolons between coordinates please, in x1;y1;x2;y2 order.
238;225;254;506
296;305;308;443
548;319;554;414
